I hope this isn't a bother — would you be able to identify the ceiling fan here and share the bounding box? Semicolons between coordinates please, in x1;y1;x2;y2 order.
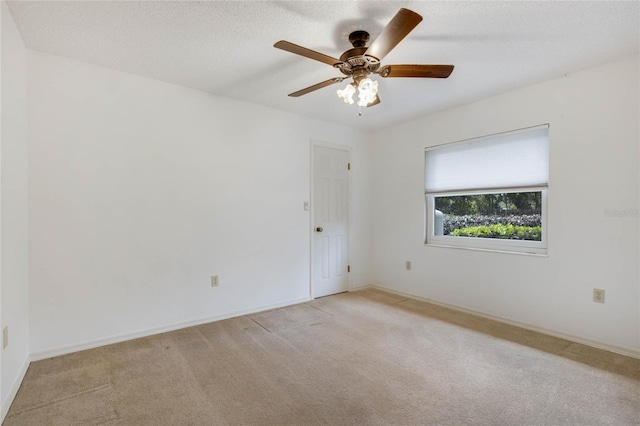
274;8;454;109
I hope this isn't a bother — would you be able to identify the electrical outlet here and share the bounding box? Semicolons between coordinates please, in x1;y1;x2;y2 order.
405;261;412;271
211;275;219;287
2;326;8;350
593;288;605;303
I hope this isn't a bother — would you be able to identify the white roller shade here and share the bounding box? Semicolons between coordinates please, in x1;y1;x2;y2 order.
425;125;549;194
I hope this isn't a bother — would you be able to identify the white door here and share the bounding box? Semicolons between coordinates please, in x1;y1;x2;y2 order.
312;145;350;298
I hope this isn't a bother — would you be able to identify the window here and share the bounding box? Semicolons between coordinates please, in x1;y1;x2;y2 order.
425;125;549;255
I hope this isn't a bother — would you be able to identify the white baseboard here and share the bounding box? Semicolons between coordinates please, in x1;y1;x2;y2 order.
30;296;310;362
349;284;372;292
368;284;640;360
1;355;31;423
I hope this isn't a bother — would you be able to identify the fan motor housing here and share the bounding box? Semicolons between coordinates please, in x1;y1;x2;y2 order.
336;47;380;76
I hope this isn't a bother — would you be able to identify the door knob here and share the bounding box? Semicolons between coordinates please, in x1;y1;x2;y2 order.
316;227;323;232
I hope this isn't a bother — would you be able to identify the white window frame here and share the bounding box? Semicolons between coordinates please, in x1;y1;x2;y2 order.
425;125;549;256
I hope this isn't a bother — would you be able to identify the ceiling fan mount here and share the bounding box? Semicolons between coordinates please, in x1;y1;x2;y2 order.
348;30;370;48
274;8;455;107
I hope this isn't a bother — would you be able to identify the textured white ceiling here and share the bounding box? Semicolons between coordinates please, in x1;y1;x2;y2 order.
7;1;640;130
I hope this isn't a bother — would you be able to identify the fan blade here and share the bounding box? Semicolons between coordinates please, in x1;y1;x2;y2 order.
367;95;381;107
365;8;423;62
274;41;341;66
379;64;454;78
288;77;346;97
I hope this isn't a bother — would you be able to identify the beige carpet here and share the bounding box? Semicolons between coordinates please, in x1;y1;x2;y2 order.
4;288;640;425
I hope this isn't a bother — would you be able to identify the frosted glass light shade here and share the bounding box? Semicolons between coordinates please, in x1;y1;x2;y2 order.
357;78;378;106
337;83;356;104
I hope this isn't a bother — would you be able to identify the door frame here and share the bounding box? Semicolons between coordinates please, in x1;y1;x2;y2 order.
310;140;352;299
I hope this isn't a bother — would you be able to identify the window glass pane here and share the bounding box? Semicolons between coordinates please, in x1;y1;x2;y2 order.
433;192;542;241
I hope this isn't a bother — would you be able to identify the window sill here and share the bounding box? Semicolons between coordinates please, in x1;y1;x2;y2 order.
425;242;548;257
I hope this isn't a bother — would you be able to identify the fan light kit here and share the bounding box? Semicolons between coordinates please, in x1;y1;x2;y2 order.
337;78;378;107
274;8;454;115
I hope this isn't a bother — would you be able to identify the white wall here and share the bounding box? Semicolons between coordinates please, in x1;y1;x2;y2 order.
370;54;640;356
28;51;371;357
1;0;30;419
